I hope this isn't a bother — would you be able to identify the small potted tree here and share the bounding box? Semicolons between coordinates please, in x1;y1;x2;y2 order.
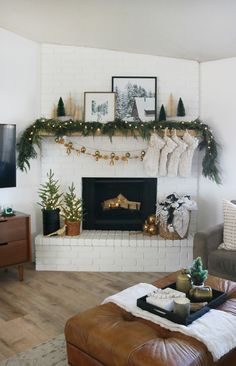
61;182;83;236
190;257;208;286
38;170;63;235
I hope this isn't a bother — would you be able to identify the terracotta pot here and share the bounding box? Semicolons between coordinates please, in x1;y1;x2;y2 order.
65;220;81;236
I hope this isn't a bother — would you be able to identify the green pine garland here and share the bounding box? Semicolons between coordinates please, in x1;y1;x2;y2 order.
17;118;221;184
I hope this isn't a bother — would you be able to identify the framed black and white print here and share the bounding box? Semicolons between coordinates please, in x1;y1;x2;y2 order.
112;76;157;122
84;92;116;123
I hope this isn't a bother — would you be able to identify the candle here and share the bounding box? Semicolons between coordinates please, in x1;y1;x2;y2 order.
173;298;190;319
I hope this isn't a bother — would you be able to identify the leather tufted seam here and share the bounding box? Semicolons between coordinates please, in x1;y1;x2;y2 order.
126;337;166;365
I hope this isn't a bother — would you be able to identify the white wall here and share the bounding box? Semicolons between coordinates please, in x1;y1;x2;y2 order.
0;28;41;234
41;44;199;120
0;29;233;238
0;36;201;238
199;58;236;229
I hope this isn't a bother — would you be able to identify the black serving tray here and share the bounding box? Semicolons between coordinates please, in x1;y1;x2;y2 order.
137;282;227;326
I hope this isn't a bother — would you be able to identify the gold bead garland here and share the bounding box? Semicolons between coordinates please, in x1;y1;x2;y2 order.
55;138;146;165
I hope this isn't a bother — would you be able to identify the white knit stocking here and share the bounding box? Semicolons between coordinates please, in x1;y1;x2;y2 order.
159;130;177;176
167;130;187;177
143;134;165;177
179;131;198;177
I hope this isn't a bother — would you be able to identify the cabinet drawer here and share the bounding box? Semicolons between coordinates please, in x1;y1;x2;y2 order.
0;240;28;267
0;218;27;243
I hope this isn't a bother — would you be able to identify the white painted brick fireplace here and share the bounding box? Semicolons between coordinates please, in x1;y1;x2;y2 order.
35;231;193;272
35;135;199;271
35;44;200;272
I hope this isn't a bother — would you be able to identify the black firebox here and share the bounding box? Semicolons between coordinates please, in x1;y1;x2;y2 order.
82;177;157;230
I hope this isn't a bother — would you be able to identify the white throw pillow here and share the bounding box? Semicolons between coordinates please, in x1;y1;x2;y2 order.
221;200;236;250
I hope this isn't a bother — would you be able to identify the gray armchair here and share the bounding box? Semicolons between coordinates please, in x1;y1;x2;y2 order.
193;223;236;281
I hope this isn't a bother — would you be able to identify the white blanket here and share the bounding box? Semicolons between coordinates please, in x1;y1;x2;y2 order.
102;283;236;361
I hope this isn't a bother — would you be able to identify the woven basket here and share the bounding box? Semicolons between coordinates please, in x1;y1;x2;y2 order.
159;214;190;240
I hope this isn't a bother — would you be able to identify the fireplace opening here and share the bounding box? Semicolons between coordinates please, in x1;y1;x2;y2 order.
82;178;157;230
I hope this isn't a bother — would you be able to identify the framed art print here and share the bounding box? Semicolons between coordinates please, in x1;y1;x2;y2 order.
112;76;157;122
84;92;116;123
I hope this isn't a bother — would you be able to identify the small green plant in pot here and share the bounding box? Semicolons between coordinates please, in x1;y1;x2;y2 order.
190;257;208;286
38;169;63;235
61;182;83;236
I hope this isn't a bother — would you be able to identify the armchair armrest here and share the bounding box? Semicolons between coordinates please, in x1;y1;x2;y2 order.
193;223;224;269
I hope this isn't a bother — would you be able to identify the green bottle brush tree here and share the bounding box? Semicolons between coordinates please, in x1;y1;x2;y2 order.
190;257;208;286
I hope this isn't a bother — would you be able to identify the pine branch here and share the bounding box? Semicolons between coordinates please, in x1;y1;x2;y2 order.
17;118;222;184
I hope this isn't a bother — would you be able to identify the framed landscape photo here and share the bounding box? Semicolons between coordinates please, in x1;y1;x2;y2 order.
84;92;116;123
112;76;157;122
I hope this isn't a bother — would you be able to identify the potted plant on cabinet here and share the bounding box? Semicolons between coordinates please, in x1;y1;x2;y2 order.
38;169;63;235
61;182;83;236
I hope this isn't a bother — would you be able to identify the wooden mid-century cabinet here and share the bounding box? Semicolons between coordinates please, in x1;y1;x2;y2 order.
0;212;31;281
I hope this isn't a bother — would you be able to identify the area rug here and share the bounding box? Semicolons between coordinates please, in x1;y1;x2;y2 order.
0;335;68;366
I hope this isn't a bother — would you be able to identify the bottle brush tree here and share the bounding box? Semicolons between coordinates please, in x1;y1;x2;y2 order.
159;104;166;121
177;97;185;117
38;169;63;210
61;182;83;222
57;97;66;117
190;257;208;285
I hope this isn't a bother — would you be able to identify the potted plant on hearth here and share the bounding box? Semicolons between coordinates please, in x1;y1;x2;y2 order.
38;169;63;235
61;182;83;236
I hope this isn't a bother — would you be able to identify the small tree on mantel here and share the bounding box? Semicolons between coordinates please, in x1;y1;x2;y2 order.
57;97;66;117
177;98;186;117
159;104;166;121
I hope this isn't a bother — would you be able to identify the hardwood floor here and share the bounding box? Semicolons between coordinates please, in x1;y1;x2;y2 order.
0;264;167;361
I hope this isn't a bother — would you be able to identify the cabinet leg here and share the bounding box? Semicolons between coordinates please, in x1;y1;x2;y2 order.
18;264;24;281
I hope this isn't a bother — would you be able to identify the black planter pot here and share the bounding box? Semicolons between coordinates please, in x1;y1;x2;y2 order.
42;208;60;235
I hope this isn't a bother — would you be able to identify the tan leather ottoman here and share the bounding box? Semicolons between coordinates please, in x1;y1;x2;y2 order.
65;273;236;366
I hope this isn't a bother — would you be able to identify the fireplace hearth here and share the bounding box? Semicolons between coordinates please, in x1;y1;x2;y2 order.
82;177;157;230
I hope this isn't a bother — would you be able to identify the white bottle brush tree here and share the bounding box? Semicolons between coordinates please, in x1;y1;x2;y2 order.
61;182;83;222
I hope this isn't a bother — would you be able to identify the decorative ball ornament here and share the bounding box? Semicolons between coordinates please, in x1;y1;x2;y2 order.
143;214;158;235
111;152;115;158
95;150;100;156
126;152;131;158
147;214;157;225
56;137;64;144
147;224;158;235
141;150;146;157
143;221;149;232
81;146;86;153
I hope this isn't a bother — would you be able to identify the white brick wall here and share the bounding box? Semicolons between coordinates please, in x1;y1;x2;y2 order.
41;44;199;120
35;231;193;272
